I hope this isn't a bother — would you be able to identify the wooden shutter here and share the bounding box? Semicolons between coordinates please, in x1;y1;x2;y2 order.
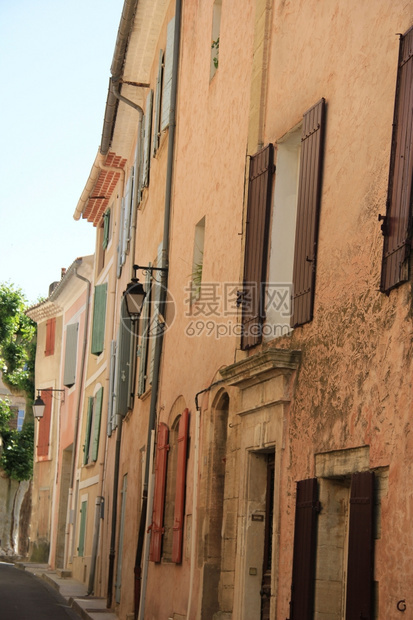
345;471;375;620
161;17;176;131
78;500;87;556
44;317;56;356
380;27;413;293
103;208;111;250
172;408;190;563
149;423;169;562
91;387;103;462
83;396;94;465
241;144;274;350
143;90;153;187
152;49;164;157
37;389;52;457
117;302;134;416
115;474;128;604
107;340;117;436
149;245;163;384
137;267;152;397
117;198;126;278
91;284;107;355
289;478;319;620
122;172;133;264
63;322;78;387
291;98;326;328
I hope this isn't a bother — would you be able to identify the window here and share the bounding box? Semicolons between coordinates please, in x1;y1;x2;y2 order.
83;387;104;465
37;388;52;458
210;0;222;79
63;323;78;387
380;25;413;293
17;409;25;431
91;284;107;355
44;317;56;356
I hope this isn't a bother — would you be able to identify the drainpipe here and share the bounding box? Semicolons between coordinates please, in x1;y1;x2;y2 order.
134;2;182;617
64;264;91;568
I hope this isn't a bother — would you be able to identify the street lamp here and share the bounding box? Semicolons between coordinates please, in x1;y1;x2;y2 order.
123;264;168;319
33;389;65;420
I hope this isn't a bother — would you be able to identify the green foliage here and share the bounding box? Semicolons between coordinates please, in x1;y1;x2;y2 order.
0;283;36;397
211;37;220;69
0;398;34;481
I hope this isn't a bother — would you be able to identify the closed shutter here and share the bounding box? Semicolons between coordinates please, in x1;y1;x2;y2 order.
172;408;189;563
291;98;326;328
161;16;176;131
83;396;94;465
44;317;56;356
116;302;134;416
345;471;375;620
149;423;169;562
91;387;103;462
152;49;164;157
137;267;152;397
289;478;319;620
380;26;413;293
143;90;153;187
37;389;52;457
107;340;117;436
103;208;111;249
241;144;274;350
91;284;107;355
63;323;78;387
78;500;87;556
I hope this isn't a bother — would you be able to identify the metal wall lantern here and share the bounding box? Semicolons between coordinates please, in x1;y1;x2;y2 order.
33;388;65;420
123;264;167;319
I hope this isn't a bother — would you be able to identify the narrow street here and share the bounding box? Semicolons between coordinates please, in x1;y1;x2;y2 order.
0;562;79;620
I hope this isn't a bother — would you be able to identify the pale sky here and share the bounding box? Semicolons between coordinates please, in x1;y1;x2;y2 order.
0;0;123;305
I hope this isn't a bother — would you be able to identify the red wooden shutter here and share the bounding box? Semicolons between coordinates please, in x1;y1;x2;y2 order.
37;389;52;457
44;318;56;356
172;408;190;563
241;144;274;350
345;471;375;620
149;423;169;562
289;478;319;620
380;26;413;293
291;98;326;327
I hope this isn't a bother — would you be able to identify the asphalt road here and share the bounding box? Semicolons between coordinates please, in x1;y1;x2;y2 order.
0;562;79;620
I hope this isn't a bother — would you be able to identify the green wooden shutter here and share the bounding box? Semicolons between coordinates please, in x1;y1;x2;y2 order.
91;284;107;355
78;500;87;556
152;49;164;157
137;267;152;397
63;322;78;387
83;397;94;465
91;387;103;462
161;16;176;131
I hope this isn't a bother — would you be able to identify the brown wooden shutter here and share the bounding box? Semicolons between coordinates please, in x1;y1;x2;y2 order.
241;144;274;350
291;98;326;327
149;423;169;563
37;389;52;457
172;408;189;563
380;27;413;293
289;478;319;620
44;318;56;356
345;471;375;620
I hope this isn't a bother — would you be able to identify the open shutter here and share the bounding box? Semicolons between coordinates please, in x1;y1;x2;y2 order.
91;284;107;355
241;144;274;350
289;478;319;620
83;396;94;465
345;471;375;620
149;423;169;562
152;49;164;157
117;198;126;278
161;17;176;131
380;26;413;292
117;302;135;416
107;340;117;436
37;389;52;457
103;208;111;249
172;409;189;563
122;172;134;264
44;317;56;356
137;267;152;397
291;98;326;328
143;90;153;186
78;500;87;556
63;323;78;387
149;245;163;384
91;387;103;462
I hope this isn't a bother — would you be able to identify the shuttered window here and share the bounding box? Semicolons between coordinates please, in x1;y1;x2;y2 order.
380;26;413;293
291;98;326;328
137;268;152;397
37;389;52;458
345;471;375;620
149;423;169;563
289;478;319;620
161;16;176;131
78;500;87;557
116;301;136;417
143;90;153;187
152;49;164;157
63;323;78;387
241;144;274;350
83;396;94;466
171;408;189;563
44;317;56;356
91;284;107;355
